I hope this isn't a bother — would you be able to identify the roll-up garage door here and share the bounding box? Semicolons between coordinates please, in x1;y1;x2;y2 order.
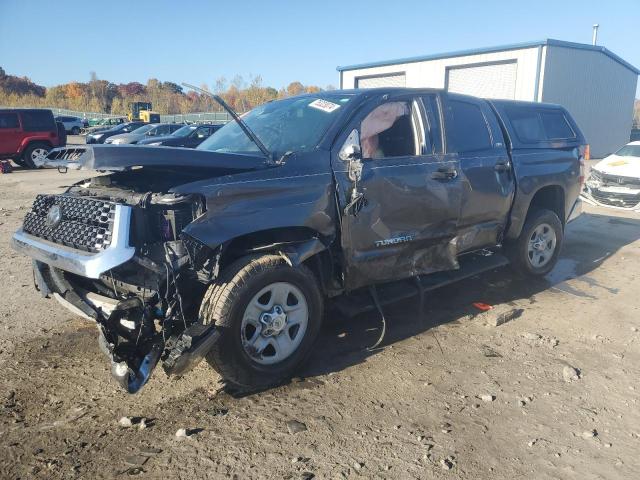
355;73;406;89
446;61;517;99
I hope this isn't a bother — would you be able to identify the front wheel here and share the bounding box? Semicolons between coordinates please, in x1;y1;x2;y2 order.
507;209;563;276
200;254;323;389
22;142;51;169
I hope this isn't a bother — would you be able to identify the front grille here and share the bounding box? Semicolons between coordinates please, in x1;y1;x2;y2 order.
46;147;87;162
601;173;640;188
591;190;640;208
22;195;117;252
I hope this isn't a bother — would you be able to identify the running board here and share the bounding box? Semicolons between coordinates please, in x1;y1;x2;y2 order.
332;252;510;318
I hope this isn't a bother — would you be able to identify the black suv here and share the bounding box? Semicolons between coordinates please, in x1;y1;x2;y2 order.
12;89;586;393
137;123;222;148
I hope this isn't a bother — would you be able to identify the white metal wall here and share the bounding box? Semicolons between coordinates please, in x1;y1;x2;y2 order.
540;46;638;157
341;47;540;101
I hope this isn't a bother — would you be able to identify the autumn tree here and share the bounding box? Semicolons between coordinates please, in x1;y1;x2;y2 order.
286;81;305;96
0;66;328;115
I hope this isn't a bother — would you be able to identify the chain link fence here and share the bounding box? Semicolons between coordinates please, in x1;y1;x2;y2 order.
2;106;236;124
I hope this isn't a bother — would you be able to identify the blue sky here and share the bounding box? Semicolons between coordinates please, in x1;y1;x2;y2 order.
0;0;638;96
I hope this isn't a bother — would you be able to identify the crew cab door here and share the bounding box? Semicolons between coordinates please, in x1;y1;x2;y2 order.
331;93;462;290
441;94;515;252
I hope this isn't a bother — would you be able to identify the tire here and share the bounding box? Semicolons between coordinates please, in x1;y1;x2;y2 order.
507;208;563;276
22;142;51;169
200;254;323;389
71;126;81;135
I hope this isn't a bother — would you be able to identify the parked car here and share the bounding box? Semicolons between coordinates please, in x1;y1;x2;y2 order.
12;89;586;394
104;123;183;145
88;117;126;127
582;141;640;210
85;121;146;144
55;115;84;135
84;117;126;134
137;123;222;148
0;108;63;168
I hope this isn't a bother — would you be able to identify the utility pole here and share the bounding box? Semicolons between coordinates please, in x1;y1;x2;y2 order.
592;24;599;46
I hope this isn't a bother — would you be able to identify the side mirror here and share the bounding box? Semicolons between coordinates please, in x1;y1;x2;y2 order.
338;129;362;161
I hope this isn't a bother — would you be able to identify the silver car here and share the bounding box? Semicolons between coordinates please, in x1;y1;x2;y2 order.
55;115;85;135
104;123;182;145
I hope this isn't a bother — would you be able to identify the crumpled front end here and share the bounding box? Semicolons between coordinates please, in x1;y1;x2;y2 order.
12;191;221;393
582;169;640;211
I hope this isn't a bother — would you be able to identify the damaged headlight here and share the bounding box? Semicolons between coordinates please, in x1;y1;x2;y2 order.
586;169;603;188
589;169;602;182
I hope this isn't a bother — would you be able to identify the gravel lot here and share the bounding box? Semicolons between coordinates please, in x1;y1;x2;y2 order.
1;167;639;479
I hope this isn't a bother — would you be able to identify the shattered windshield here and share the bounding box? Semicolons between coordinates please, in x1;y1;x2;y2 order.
197;95;352;157
615;145;640;158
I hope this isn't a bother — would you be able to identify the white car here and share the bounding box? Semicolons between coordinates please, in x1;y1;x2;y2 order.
583;141;640;210
54;115;85;135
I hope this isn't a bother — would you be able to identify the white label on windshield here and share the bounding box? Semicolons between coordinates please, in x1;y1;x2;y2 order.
309;99;341;113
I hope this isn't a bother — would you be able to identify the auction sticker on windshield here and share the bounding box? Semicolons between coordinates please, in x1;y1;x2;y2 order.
309;99;341;113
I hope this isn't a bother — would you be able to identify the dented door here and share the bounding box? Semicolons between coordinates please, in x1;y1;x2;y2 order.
331;94;462;290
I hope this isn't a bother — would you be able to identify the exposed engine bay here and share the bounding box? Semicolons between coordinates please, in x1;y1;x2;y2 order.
26;168;224;393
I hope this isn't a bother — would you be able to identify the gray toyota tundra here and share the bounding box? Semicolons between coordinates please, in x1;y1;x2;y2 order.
11;88;586;393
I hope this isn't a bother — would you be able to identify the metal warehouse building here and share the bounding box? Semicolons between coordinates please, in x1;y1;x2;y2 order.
337;39;639;157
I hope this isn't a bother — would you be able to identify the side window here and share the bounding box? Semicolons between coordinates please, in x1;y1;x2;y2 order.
0;113;19;128
445;100;492;153
506;107;575;143
421;95;443;154
21;111;55;132
508;108;545;143
360;101;416;159
196;127;210;138
540;111;575;140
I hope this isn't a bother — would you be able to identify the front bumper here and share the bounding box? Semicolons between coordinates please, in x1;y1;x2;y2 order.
11;204;135;279
582;185;640;211
567;198;582;223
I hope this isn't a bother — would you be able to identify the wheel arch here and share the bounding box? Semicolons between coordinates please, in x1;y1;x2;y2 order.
507;184;566;240
21;139;53;155
189;226;337;294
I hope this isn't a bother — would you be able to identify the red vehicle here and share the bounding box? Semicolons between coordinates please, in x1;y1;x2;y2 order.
0;109;64;168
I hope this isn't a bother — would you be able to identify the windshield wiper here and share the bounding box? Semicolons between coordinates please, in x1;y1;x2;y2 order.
181;83;271;161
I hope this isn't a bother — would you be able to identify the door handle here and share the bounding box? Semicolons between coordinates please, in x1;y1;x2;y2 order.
494;160;511;172
431;167;458;180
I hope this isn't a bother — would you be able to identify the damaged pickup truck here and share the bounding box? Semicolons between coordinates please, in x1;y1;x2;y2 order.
12;89;586;393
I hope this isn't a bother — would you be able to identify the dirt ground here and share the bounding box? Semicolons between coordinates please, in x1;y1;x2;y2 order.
1;167;639;480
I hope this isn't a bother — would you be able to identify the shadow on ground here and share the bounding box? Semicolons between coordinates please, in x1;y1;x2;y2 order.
300;212;640;381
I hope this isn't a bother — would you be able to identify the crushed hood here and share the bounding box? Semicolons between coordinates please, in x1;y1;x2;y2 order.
39;145;267;173
593;155;640;179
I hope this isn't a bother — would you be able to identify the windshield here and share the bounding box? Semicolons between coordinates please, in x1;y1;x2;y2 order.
172;125;197;137
614;145;640;158
131;124;155;135
197;95;352;157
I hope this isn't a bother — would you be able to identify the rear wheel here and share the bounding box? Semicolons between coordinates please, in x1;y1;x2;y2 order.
508;209;563;276
22;142;51;169
200;254;323;389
